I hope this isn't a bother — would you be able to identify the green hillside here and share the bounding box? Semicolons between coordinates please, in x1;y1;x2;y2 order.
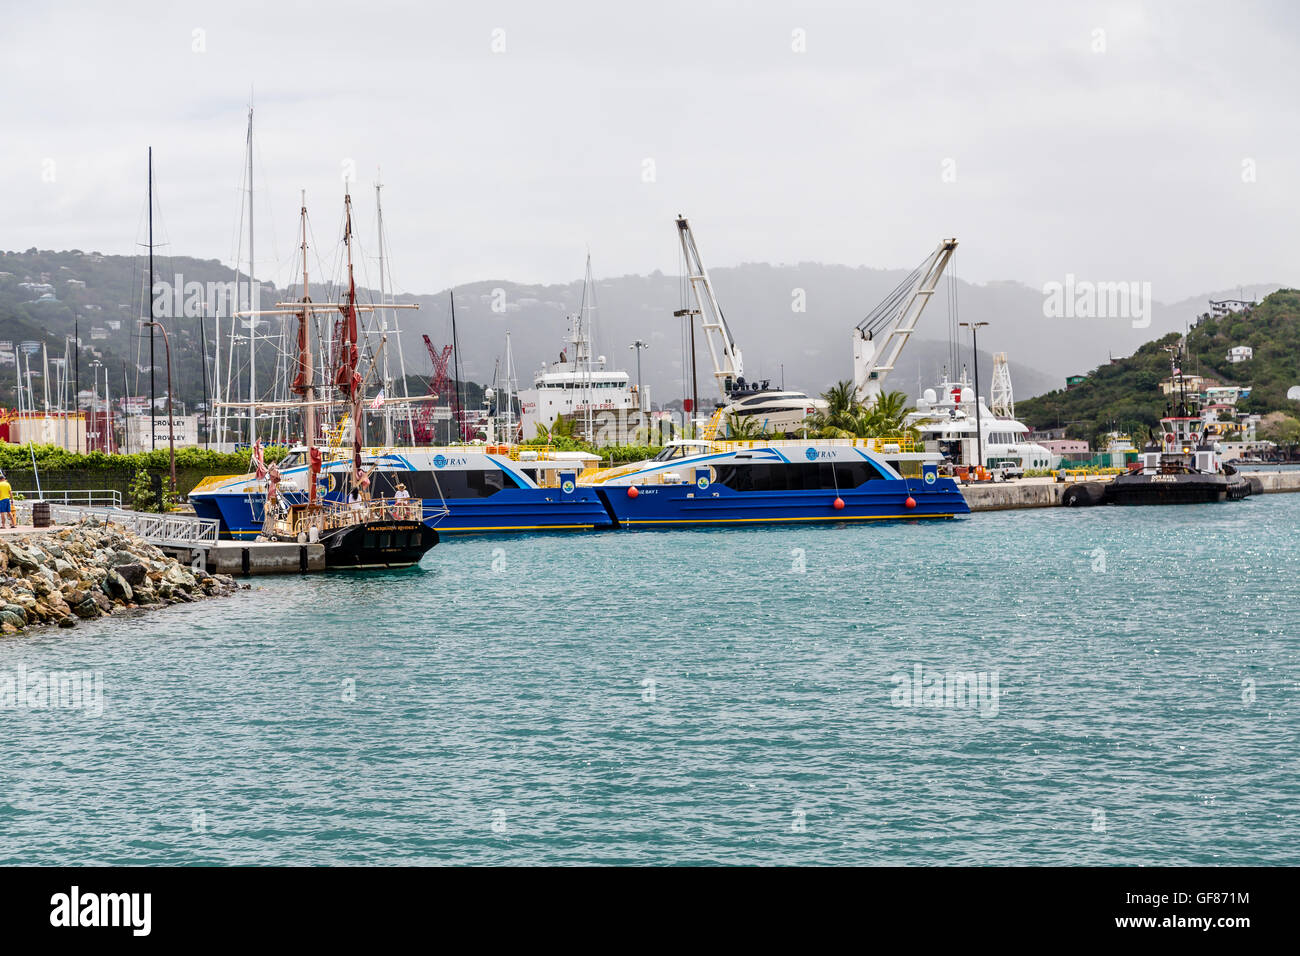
1017;288;1300;442
0;248;484;416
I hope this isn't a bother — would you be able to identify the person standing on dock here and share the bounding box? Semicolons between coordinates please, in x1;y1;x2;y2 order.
0;472;12;529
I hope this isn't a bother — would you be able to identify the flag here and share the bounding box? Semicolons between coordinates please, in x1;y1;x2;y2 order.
369;389;385;410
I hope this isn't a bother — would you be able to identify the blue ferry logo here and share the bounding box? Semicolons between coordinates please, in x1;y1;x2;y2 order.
433;454;448;468
804;448;819;462
561;479;575;494
924;471;936;485
697;475;710;490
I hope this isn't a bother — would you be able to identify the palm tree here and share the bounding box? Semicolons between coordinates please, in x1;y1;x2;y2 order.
721;413;770;440
808;384;915;440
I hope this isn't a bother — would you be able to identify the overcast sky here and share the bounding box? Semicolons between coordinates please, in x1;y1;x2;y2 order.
4;0;1297;301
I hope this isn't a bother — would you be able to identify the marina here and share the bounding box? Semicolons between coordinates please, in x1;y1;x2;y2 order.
5;0;1300;912
4;492;1298;866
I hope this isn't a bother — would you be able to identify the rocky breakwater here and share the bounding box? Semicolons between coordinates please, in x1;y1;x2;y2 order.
0;519;244;634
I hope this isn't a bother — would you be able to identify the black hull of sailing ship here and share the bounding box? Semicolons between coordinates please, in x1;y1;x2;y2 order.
320;519;438;569
1106;471;1253;506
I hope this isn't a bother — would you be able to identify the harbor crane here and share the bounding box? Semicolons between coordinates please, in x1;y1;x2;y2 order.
675;215;743;400
852;238;958;406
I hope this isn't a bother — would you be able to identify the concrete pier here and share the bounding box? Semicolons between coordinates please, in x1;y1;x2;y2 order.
961;470;1300;512
159;541;326;575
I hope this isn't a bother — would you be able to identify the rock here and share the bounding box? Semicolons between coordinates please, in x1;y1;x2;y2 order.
72;598;101;619
116;563;147;588
57;617;76;628
104;570;133;602
4;543;39;573
0;608;25;629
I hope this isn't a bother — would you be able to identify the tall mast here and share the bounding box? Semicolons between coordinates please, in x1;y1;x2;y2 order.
291;191;316;446
148;147;155;448
582;254;594;441
375;178;413;446
450;291;463;441
376;178;392;445
245;106;256;445
504;331;514;443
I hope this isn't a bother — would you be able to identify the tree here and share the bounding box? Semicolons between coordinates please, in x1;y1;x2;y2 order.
807;382;915;439
721;413;771;440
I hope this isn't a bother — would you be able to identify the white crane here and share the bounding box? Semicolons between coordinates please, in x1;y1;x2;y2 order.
852;238;958;406
674;215;743;399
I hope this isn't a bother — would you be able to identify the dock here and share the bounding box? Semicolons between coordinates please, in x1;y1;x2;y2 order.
158;541;326;575
13;501;328;576
961;469;1300;511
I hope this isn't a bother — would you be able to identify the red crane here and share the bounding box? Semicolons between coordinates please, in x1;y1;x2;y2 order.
415;334;455;444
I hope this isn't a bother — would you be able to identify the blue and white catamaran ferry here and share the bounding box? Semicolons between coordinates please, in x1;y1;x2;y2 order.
189;445;612;537
582;438;969;527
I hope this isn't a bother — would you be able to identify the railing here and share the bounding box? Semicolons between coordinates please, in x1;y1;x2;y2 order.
269;497;429;537
12;502;221;547
702;407;726;441
708;436;923;454
14;489;123;508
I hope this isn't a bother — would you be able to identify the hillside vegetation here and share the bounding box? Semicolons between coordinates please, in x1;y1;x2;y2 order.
1017;289;1300;442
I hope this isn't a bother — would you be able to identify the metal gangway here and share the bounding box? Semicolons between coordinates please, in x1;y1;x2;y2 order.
15;499;220;548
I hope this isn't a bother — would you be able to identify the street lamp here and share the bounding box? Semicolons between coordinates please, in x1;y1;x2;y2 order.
628;339;649;412
143;321;176;493
960;321;989;472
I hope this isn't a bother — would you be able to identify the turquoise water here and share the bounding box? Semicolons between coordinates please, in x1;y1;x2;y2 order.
2;495;1298;866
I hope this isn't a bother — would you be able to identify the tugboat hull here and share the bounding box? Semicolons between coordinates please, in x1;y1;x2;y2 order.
1106;473;1250;506
321;519;438;569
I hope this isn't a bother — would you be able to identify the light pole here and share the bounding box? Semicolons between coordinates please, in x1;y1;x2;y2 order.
960;321;989;473
629;339;649;412
144;321;176;493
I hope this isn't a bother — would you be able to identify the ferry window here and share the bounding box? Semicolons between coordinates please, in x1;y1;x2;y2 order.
715;461;884;492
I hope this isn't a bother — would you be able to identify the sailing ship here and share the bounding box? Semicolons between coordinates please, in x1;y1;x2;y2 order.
194;188;443;567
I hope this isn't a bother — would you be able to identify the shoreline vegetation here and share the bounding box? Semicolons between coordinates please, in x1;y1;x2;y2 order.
0;518;244;636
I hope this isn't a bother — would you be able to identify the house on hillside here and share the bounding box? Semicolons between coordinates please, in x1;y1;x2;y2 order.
1227;345;1253;363
1210;298;1256;317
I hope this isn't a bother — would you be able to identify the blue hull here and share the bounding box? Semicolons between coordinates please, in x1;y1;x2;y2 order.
190;489;614;538
596;478;969;526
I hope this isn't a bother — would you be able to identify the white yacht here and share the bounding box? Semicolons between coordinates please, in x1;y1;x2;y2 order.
709;378;828;437
906;378;1052;475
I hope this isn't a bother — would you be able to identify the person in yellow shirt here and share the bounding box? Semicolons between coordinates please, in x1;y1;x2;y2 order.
0;472;12;529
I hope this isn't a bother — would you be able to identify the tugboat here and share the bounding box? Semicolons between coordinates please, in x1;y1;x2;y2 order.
1064;343;1258;506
